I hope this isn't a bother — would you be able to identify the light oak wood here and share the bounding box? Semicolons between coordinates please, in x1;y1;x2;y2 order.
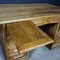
6;21;53;54
0;4;60;24
0;4;60;60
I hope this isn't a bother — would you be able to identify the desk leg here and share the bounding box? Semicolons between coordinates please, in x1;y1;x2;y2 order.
0;24;9;60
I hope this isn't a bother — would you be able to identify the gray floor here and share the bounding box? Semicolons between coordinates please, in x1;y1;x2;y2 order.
30;46;60;60
0;43;60;60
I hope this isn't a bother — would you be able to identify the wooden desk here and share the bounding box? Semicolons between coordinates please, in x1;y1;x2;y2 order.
0;4;60;60
0;4;60;25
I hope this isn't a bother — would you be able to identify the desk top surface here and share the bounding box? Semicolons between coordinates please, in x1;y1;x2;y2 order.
0;4;60;24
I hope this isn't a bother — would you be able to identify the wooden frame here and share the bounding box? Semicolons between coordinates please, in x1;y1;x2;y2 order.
0;4;60;60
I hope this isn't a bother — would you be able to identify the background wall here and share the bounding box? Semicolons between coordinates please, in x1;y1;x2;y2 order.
50;0;60;6
0;0;60;6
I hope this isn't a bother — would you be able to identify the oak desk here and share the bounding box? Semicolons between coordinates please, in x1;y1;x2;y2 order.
0;4;60;60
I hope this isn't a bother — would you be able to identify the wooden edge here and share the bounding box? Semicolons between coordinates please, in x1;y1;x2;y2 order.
31;14;60;26
19;27;54;53
0;14;60;25
20;37;53;53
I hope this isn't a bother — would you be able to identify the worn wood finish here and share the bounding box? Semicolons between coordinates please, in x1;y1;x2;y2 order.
6;21;53;54
0;4;60;24
0;4;60;60
0;25;9;60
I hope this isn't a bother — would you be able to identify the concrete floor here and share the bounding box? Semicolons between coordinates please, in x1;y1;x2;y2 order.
30;46;60;60
0;43;60;60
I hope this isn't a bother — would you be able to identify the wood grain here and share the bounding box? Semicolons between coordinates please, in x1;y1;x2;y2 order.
0;25;10;60
6;21;53;53
0;4;60;24
0;4;60;60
